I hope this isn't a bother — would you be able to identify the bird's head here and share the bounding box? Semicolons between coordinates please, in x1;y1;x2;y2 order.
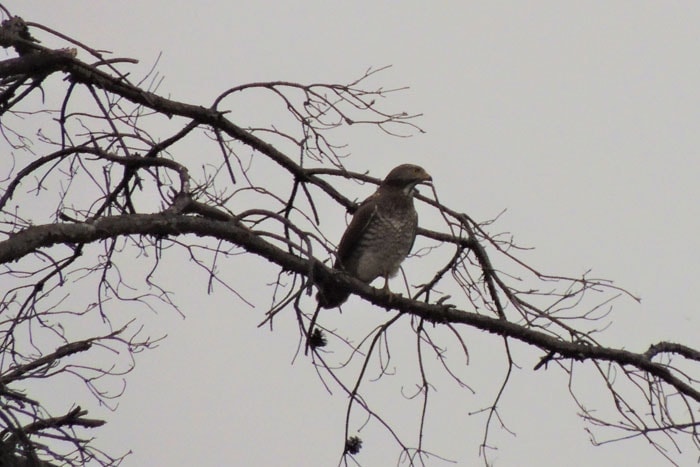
381;164;432;195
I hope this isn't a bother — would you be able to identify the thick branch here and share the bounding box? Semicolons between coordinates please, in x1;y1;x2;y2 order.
23;407;104;434
1;213;697;403
0;340;92;384
0;25;352;209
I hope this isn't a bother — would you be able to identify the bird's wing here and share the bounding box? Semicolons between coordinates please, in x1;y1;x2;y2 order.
334;193;379;269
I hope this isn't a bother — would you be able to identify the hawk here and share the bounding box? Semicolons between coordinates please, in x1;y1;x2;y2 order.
317;164;432;308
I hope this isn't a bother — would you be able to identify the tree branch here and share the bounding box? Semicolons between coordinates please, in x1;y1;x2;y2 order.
1;213;697;404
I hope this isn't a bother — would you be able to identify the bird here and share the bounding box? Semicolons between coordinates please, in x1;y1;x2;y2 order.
317;164;432;308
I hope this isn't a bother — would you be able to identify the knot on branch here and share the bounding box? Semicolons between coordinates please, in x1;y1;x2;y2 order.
0;16;37;55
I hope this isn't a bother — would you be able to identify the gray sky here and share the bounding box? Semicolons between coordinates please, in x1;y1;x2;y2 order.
12;2;700;466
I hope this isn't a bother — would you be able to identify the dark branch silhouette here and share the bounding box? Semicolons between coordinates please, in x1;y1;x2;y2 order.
0;9;697;467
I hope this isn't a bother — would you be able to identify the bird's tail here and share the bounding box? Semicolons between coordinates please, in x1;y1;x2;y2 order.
316;283;350;309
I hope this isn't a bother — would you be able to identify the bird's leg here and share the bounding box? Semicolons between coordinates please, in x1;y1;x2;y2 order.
381;275;397;306
382;275;390;294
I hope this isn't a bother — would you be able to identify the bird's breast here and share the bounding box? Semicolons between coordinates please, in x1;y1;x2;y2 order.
352;209;418;282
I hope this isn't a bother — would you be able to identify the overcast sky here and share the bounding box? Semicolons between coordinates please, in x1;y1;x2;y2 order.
11;2;700;466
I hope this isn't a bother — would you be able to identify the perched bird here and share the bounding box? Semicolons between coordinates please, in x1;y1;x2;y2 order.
317;164;432;308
